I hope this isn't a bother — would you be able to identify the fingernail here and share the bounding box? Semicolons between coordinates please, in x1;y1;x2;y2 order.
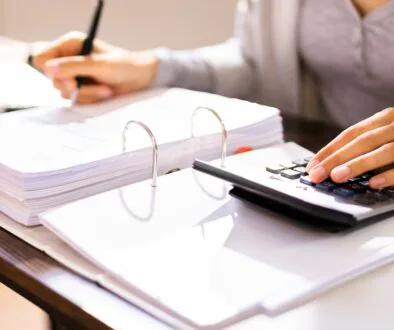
98;89;113;99
309;166;327;183
306;159;320;172
332;165;352;182
370;177;386;189
44;62;60;76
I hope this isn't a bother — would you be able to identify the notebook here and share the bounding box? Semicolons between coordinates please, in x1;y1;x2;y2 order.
39;143;394;329
0;87;283;226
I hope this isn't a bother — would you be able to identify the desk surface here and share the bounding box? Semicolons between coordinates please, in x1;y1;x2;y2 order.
0;116;350;330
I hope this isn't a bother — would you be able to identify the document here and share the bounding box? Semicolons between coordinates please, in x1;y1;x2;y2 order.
0;88;283;225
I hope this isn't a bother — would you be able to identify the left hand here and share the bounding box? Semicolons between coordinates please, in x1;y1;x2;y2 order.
306;107;394;189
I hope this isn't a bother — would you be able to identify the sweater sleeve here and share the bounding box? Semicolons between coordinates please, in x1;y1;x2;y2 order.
152;0;256;100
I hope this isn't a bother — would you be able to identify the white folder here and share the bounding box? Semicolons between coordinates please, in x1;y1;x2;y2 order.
39;143;394;329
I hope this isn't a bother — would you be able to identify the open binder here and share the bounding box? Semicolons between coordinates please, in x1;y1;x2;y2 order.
38;115;394;329
0;88;283;226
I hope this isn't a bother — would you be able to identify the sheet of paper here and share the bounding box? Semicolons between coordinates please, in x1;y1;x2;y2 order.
0;61;67;111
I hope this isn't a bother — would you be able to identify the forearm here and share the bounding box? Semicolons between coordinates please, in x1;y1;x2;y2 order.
153;38;256;100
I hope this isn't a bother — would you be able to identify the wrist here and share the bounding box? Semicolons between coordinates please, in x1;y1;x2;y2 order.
128;50;159;90
150;48;175;87
142;51;160;88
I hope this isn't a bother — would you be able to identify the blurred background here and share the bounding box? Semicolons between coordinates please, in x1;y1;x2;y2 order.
0;1;237;329
0;0;237;49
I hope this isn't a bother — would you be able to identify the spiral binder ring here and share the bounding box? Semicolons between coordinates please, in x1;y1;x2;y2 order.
122;120;158;187
191;107;228;167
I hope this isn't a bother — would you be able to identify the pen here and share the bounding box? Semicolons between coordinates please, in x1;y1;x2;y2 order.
4;106;36;113
71;0;105;106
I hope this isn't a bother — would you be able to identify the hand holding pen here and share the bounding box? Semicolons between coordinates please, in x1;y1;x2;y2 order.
32;1;159;105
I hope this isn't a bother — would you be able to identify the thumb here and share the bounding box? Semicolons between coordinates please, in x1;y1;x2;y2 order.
43;55;109;81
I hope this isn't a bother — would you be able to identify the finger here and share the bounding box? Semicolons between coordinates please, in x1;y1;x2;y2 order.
370;169;394;189
327;142;394;184
308;123;394;183
307;108;394;171
43;54;109;81
33;31;86;70
52;79;76;98
73;85;114;104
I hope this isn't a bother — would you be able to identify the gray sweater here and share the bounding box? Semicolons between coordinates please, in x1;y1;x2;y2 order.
154;0;394;128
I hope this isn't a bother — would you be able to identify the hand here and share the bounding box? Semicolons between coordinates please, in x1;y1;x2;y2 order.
306;108;394;189
33;31;159;104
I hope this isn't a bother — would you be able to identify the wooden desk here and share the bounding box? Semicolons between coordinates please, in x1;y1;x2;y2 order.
0;116;342;330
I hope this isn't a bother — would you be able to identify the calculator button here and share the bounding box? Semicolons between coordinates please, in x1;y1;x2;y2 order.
347;183;368;194
358;180;370;188
266;165;285;174
382;187;394;198
281;169;302;180
348;176;362;183
333;187;356;198
279;162;297;169
293;166;307;175
373;192;390;202
304;157;314;162
354;193;378;206
316;181;337;192
300;176;315;186
292;159;309;167
360;173;373;180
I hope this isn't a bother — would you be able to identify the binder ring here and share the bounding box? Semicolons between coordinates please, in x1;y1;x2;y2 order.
118;187;157;222
122;120;158;187
192;170;228;200
191;107;228;167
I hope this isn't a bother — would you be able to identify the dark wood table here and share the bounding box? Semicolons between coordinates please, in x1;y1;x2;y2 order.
0;116;341;330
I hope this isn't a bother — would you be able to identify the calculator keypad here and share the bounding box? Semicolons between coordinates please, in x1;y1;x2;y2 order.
292;159;309;167
281;169;301;180
265;157;394;206
293;166;307;174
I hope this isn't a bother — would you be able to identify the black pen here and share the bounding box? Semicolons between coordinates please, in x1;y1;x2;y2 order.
71;0;105;106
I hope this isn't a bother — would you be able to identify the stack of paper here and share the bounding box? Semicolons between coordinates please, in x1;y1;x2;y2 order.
0;88;283;226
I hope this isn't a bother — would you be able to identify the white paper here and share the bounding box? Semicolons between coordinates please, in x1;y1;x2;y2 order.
40;143;394;328
0;61;67;111
0;88;280;174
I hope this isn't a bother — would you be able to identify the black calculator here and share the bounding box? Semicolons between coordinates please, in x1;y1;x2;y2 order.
193;143;394;231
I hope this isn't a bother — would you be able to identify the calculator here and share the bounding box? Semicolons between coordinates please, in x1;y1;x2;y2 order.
193;143;394;231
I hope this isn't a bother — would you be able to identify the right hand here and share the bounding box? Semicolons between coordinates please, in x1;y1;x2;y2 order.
33;31;159;104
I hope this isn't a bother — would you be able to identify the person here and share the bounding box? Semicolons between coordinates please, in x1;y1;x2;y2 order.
32;0;394;189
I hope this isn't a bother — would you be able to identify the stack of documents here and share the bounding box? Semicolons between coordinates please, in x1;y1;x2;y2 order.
0;88;283;226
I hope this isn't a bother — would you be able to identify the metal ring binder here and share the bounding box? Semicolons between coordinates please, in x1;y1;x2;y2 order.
118;187;157;221
122;120;158;187
191;107;228;167
192;170;228;200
